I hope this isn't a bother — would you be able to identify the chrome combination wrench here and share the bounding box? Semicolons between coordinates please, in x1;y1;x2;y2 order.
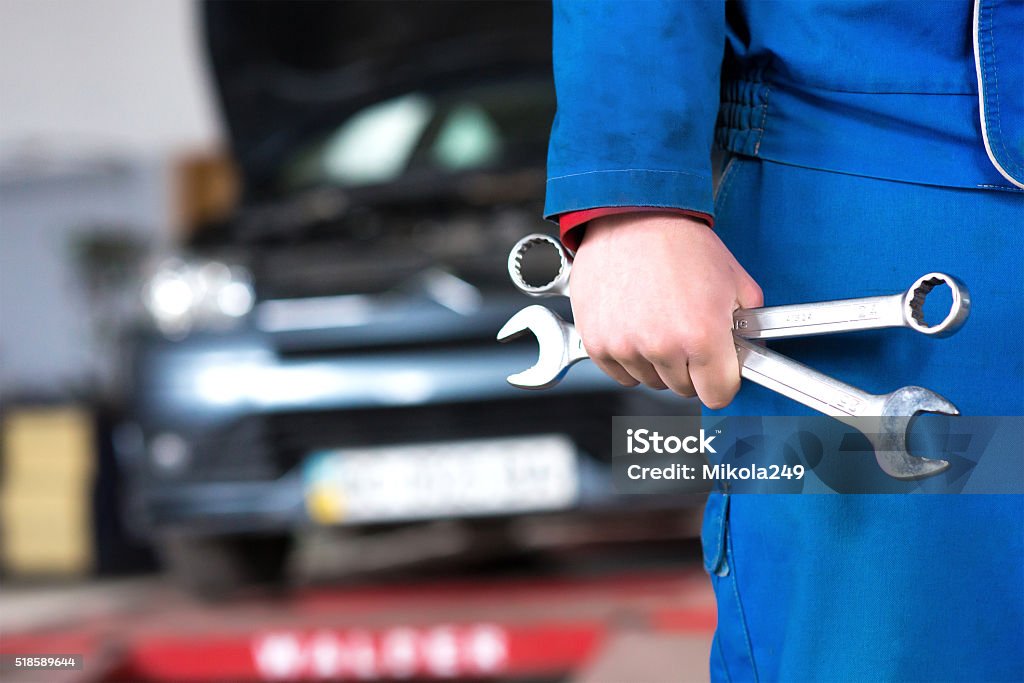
499;234;971;480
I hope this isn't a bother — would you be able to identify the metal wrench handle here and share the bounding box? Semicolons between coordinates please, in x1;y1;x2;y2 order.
734;273;970;339
735;337;877;417
736;295;901;339
556;320;590;377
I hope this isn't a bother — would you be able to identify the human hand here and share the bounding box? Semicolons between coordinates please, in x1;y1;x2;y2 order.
569;213;763;408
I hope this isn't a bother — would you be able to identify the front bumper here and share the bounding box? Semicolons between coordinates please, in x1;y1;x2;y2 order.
123;328;696;536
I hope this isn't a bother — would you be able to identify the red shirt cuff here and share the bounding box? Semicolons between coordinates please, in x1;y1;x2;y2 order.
558;207;713;251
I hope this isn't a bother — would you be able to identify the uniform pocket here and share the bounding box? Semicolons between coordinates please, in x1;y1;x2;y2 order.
702;492;730;577
704;493;759;682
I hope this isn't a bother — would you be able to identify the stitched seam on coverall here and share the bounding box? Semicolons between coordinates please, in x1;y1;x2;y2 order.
752;85;771;157
984;3;1024;177
728;527;760;682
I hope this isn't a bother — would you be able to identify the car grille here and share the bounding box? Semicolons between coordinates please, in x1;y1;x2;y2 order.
181;391;691;482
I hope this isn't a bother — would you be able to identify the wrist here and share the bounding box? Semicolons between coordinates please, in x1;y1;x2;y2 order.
584;211;712;244
560;207;713;252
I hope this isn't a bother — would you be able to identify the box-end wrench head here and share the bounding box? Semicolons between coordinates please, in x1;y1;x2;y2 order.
902;273;971;337
497;304;587;389
508;234;571;298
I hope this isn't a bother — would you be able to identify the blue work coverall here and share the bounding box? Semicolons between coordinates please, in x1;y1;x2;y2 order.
545;1;1024;680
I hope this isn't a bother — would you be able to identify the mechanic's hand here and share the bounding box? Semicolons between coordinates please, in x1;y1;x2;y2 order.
569;213;763;408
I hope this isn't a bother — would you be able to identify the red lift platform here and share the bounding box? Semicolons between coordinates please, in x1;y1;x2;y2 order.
1;568;716;682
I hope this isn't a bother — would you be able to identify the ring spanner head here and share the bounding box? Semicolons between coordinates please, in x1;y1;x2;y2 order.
867;386;959;480
497;305;587;389
508;234;572;298
902;272;970;337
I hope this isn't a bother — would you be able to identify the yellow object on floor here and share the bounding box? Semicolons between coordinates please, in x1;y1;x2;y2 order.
1;407;95;577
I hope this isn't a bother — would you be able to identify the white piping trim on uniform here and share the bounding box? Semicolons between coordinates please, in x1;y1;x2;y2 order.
973;0;1024;189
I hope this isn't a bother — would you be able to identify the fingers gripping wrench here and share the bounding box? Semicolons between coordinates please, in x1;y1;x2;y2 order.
501;234;971;480
498;306;956;480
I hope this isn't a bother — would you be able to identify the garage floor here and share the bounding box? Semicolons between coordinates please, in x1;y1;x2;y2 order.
0;565;714;683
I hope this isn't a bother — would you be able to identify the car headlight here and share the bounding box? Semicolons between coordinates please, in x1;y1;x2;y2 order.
143;258;254;336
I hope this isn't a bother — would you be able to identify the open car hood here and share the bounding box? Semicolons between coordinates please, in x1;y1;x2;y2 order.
203;0;552;201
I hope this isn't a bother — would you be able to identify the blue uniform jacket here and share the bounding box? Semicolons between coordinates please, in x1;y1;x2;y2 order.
544;0;1024;221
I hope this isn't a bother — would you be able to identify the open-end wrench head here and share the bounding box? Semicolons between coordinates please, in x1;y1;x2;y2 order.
903;273;970;337
870;386;958;480
497;305;582;389
508;234;572;298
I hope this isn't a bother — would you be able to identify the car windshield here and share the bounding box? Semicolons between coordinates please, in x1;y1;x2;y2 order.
280;79;554;192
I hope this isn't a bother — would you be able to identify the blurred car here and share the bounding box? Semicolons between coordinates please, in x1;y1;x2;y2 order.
119;0;697;598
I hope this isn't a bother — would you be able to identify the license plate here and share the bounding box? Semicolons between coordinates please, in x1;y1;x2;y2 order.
304;435;578;524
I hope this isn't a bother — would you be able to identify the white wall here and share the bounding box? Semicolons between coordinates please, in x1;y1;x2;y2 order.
0;0;221;398
0;0;221;160
0;161;171;399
